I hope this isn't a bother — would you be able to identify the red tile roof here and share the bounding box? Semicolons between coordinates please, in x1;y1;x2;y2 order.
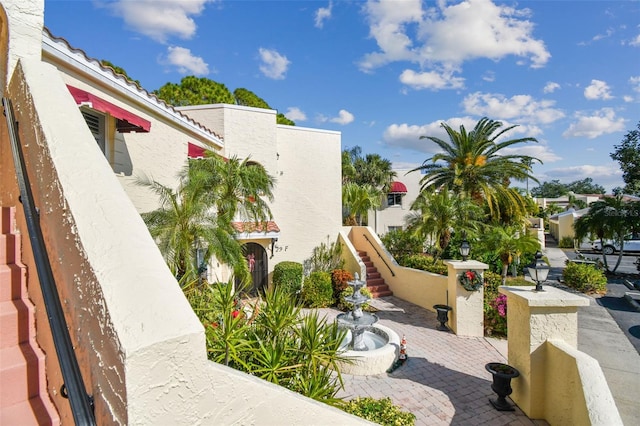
232;221;280;234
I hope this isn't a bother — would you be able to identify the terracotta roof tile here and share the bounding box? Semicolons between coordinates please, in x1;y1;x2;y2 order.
232;221;280;234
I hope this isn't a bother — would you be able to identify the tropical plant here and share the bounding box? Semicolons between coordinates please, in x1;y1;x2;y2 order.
342;182;381;225
574;195;633;273
186;153;275;225
404;190;483;258
478;225;540;285
138;175;247;280
410;117;540;221
303;236;345;274
379;228;424;261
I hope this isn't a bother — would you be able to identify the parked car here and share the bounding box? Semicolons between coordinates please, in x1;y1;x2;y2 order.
592;234;640;255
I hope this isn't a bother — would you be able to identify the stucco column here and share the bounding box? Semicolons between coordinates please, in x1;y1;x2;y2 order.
445;260;488;337
499;286;589;419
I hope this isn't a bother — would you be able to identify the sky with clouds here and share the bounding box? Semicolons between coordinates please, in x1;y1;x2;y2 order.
44;0;640;192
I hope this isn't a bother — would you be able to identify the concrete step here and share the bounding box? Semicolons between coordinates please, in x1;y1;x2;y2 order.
0;300;32;349
366;277;385;287
0;263;24;303
0;344;43;407
0;398;56;426
366;271;381;280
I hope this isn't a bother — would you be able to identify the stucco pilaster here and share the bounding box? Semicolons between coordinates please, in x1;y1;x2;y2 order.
445;260;488;337
499;286;589;419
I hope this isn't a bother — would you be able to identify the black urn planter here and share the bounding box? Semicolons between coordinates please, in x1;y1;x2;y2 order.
433;304;452;331
485;362;520;411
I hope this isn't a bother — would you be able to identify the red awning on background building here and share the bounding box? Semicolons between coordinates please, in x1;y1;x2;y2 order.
389;181;408;193
67;85;151;133
188;142;207;159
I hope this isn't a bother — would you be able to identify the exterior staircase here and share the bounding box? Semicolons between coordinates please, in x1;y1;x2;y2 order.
357;250;393;298
0;207;59;425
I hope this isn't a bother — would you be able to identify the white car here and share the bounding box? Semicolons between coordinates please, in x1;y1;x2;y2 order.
592;234;640;255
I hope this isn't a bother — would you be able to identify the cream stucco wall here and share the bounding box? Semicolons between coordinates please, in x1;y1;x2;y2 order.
368;168;424;235
179;104;343;276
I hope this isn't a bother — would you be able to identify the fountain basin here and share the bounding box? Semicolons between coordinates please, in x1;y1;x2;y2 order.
335;324;400;376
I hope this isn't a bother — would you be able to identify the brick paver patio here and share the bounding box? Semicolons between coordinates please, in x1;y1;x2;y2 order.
314;296;549;426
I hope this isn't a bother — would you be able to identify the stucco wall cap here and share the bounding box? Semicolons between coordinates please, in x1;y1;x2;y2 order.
499;285;590;307
445;259;489;270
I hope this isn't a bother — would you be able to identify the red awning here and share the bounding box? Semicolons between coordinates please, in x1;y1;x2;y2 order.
67;85;151;133
188;142;206;159
390;181;408;193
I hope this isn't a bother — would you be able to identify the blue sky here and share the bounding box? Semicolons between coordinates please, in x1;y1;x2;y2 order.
44;0;640;192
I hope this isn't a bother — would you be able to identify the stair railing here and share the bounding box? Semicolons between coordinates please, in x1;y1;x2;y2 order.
362;233;395;277
3;98;96;425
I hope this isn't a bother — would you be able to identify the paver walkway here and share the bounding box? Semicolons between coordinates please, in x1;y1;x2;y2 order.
314;298;548;426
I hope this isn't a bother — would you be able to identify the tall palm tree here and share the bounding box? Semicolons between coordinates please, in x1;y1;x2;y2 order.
353;153;397;192
404;190;482;258
410;117;540;220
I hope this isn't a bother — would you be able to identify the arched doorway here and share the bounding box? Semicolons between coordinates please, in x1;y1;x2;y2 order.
243;242;268;296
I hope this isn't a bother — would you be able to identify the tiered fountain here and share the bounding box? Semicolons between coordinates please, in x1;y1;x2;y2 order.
335;274;400;375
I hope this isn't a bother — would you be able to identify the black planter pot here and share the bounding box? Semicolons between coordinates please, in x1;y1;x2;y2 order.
433;304;452;331
485;362;520;411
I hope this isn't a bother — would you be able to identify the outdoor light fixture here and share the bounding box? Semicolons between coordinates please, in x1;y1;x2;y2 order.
459;239;471;262
270;237;278;258
527;251;549;292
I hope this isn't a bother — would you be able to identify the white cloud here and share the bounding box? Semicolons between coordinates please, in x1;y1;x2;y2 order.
623;95;634;102
382;117;478;153
630;76;640;92
330;109;355;125
284;107;307;122
315;2;333;28
562;108;626;139
543;82;560;93
258;48;290;80
501;144;560;163
106;0;213;43
584;79;613;100
534;164;624;192
399;69;465;90
164;46;209;75
359;0;550;76
628;34;640;46
462;92;565;124
482;71;495;82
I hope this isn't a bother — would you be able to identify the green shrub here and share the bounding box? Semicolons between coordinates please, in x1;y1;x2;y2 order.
401;254;448;275
301;271;334;308
562;262;607;294
331;269;354;300
337;285;373;312
273;261;303;296
342;397;415;426
380;229;423;261
558;236;575;248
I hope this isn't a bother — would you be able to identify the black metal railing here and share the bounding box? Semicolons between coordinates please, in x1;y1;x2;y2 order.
362;233;395;277
3;98;96;425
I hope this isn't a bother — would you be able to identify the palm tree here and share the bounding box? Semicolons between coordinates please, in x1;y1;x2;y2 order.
575;195;632;273
342;183;382;226
410;117;540;220
404;190;482;258
480;225;541;284
139;151;275;281
186;153;275;225
139;177;246;280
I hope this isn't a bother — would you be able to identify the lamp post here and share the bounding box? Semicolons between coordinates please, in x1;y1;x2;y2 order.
527;251;549;292
459;239;471;262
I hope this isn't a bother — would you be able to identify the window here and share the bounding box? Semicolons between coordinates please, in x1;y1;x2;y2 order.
81;109;106;153
388;226;403;233
387;193;402;206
